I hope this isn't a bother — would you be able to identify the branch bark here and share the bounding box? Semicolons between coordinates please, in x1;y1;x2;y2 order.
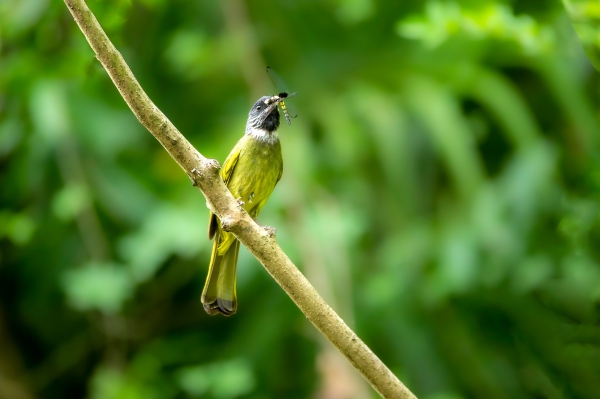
63;1;416;398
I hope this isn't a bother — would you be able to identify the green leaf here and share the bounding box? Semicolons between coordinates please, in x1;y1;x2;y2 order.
52;183;91;222
62;262;134;314
177;359;255;399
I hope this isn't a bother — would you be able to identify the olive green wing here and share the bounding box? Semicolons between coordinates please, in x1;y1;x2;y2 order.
208;146;242;239
276;157;283;184
275;141;284;184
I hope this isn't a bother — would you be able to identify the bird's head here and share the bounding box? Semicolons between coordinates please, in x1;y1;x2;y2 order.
245;95;281;134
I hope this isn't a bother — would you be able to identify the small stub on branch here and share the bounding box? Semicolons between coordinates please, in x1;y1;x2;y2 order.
263;225;277;238
203;158;220;172
189;168;199;186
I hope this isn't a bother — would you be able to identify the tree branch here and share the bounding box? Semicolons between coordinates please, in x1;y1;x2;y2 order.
63;1;416;397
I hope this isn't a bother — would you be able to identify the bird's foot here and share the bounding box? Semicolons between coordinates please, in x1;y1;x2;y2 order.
235;197;245;207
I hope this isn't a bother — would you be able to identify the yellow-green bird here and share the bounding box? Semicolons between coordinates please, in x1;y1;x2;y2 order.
201;96;285;316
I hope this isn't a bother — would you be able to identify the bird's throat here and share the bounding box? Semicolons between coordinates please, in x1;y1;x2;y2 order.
246;127;279;145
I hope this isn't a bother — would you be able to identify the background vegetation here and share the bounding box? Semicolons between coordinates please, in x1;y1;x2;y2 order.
1;0;599;398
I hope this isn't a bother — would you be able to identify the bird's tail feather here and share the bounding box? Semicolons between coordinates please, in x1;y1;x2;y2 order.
201;234;239;316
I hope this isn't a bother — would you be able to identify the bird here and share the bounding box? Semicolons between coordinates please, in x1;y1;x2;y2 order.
201;96;285;316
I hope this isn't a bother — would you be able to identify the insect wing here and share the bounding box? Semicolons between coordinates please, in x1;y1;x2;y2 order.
267;67;298;118
266;67;291;92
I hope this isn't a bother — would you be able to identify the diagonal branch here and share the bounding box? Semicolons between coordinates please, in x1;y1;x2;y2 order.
63;1;416;397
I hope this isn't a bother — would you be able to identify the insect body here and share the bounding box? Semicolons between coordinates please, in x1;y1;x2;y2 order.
274;91;297;125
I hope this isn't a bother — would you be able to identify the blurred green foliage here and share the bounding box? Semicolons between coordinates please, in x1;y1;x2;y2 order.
563;0;600;70
1;0;599;398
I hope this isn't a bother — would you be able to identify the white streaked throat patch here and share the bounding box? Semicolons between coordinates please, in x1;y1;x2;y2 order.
246;127;279;144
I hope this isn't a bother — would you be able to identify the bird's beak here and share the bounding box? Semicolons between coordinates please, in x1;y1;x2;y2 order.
257;96;282;124
264;96;283;112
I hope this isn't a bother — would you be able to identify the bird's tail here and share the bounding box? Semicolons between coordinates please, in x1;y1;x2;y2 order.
201;233;240;316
